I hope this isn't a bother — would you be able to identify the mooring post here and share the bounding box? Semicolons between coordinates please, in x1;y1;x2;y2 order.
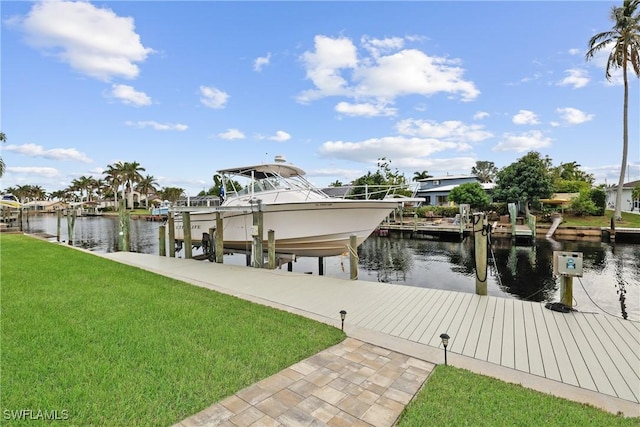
508;202;517;241
168;213;176;257
473;213;488;295
215;212;223;263
560;276;573;308
118;201;130;252
349;234;358;280
158;225;166;257
208;227;215;259
267;229;276;269
56;209;62;242
182;212;192;259
66;209;76;245
251;200;264;268
18;208;23;232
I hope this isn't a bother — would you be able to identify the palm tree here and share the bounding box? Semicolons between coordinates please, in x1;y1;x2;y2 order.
586;0;640;220
0;131;6;178
104;162;125;209
121;161;146;209
412;170;432;182
136;174;158;208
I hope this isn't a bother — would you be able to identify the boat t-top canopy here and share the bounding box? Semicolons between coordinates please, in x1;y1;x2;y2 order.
217;163;306;180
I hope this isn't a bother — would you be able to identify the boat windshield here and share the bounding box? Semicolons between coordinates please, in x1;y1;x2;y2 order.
223;168;327;199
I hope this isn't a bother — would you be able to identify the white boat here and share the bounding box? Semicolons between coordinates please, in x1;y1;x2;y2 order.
172;157;407;258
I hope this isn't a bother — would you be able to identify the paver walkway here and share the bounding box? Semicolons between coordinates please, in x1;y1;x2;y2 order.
175;338;433;427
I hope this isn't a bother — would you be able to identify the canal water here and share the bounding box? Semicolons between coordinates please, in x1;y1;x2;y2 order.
21;215;640;322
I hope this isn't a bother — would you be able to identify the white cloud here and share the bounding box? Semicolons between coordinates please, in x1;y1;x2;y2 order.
17;0;153;81
253;52;271;72
319;136;458;163
298;35;358;102
512;110;540;125
335;102;397;117
6;166;60;178
557;68;589;89
556;107;594;125
110;84;151;106
492;130;552;152
353;49;479;102
125;121;188;131
396;119;493;143
200;86;229;109
268;131;291;142
297;35;478;104
4;143;92;163
218;129;245;140
473;111;489;120
568;48;580;56
361;35;405;58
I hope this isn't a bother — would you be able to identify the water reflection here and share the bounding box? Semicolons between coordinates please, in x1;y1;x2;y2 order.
21;215;639;320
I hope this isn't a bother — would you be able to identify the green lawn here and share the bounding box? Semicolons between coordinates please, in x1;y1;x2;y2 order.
0;234;344;426
397;365;637;426
555;210;640;228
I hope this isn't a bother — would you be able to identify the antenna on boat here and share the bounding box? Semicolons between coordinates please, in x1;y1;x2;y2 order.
274;155;286;163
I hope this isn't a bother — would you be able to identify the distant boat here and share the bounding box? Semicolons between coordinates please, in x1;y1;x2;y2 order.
172;156;409;258
0;194;21;209
151;200;171;216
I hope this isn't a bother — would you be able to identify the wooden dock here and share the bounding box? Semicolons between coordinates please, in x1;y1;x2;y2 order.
102;252;640;415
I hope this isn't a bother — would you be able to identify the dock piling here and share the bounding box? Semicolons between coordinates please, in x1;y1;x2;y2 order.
168;214;176;257
473;213;488;295
159;225;166;257
215;213;223;263
182;212;192;259
349;234;358;280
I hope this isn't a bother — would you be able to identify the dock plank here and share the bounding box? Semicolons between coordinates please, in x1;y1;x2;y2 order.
531;303;561;382
594;316;640;378
513;300;530;372
542;309;578;386
426;292;471;348
388;288;441;337
501;299;515;369
462;296;489;358
566;313;614;395
405;290;450;342
487;297;505;365
474;297;497;361
349;285;399;324
367;286;424;331
358;285;414;329
581;314;638;402
449;295;481;354
415;291;458;345
523;302;545;377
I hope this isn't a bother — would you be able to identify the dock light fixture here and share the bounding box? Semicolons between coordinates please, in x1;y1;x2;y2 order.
340;310;347;332
439;333;450;365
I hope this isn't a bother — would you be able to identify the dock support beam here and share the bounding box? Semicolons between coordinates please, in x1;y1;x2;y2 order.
251;200;264;268
158;225;166;256
182;212;192;259
56;210;61;242
473;213;488;295
67;209;76;246
215;213;224;263
560;276;573;308
267;230;276;269
118;200;130;251
168;214;176;257
349;234;358;280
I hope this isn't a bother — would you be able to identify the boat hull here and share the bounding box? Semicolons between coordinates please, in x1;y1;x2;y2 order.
172;200;398;257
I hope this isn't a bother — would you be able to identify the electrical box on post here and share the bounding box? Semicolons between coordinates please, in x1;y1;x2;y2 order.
553;251;583;277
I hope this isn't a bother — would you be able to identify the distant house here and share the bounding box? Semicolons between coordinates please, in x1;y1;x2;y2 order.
416;175;495;206
606;179;640;213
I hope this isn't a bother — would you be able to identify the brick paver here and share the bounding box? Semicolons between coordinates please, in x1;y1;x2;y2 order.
174;338;434;427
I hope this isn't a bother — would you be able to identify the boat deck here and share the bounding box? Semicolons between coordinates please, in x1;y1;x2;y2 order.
102;252;640;415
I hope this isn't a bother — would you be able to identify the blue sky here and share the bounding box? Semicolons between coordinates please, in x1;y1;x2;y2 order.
2;0;639;196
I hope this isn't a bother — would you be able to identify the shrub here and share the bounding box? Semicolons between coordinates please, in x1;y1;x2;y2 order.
570;192;599;216
589;187;606;216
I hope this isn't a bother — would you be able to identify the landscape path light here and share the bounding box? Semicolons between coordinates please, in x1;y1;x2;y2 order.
340;310;347;332
439;333;450;366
